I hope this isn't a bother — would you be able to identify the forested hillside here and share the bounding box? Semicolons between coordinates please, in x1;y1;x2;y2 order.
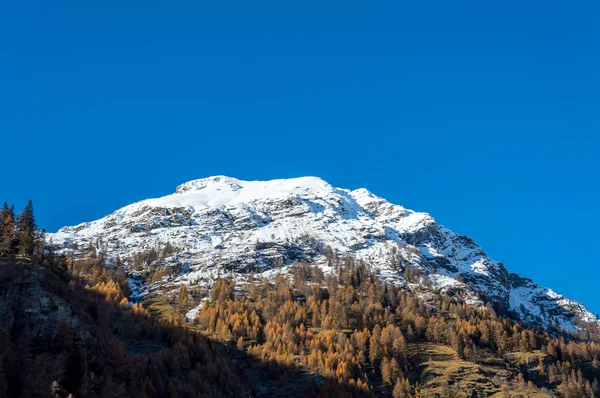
1;200;600;397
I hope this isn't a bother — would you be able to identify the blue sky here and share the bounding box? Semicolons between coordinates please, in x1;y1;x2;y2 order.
1;1;599;314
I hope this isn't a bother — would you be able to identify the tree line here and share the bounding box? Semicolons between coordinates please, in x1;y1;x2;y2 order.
0;200;45;259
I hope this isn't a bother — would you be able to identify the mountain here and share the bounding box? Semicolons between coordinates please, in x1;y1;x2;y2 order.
47;176;599;332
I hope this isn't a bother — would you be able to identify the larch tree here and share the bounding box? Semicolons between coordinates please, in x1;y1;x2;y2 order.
392;377;410;398
0;203;16;257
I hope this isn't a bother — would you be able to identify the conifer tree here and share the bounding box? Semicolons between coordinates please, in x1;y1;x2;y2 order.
392;377;409;398
0;203;15;257
381;357;393;385
0;202;6;235
17;199;37;256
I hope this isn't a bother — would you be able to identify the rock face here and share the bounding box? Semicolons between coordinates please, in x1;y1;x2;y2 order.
48;176;599;331
0;261;87;345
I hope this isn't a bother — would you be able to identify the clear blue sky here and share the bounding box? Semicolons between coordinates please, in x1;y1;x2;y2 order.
1;1;598;314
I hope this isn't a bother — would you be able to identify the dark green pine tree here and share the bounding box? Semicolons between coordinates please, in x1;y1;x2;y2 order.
0;203;16;257
17;199;37;257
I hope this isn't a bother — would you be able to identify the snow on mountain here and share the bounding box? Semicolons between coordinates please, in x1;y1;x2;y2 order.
48;176;599;331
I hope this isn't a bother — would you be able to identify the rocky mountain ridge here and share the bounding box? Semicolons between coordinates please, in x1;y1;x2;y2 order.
48;176;599;332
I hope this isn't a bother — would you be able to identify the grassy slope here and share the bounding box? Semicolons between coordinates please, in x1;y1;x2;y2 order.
409;343;553;397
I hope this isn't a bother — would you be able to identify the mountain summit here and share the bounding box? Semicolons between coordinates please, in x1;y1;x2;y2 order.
48;176;599;331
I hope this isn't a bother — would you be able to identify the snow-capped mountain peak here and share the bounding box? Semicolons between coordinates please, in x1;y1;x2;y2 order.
48;176;599;332
175;175;333;195
142;175;340;211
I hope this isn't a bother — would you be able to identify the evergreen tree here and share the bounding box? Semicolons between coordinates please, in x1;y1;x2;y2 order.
17;199;37;256
32;229;47;263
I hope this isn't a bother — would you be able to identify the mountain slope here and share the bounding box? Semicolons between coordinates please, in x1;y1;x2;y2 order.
48;176;599;332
